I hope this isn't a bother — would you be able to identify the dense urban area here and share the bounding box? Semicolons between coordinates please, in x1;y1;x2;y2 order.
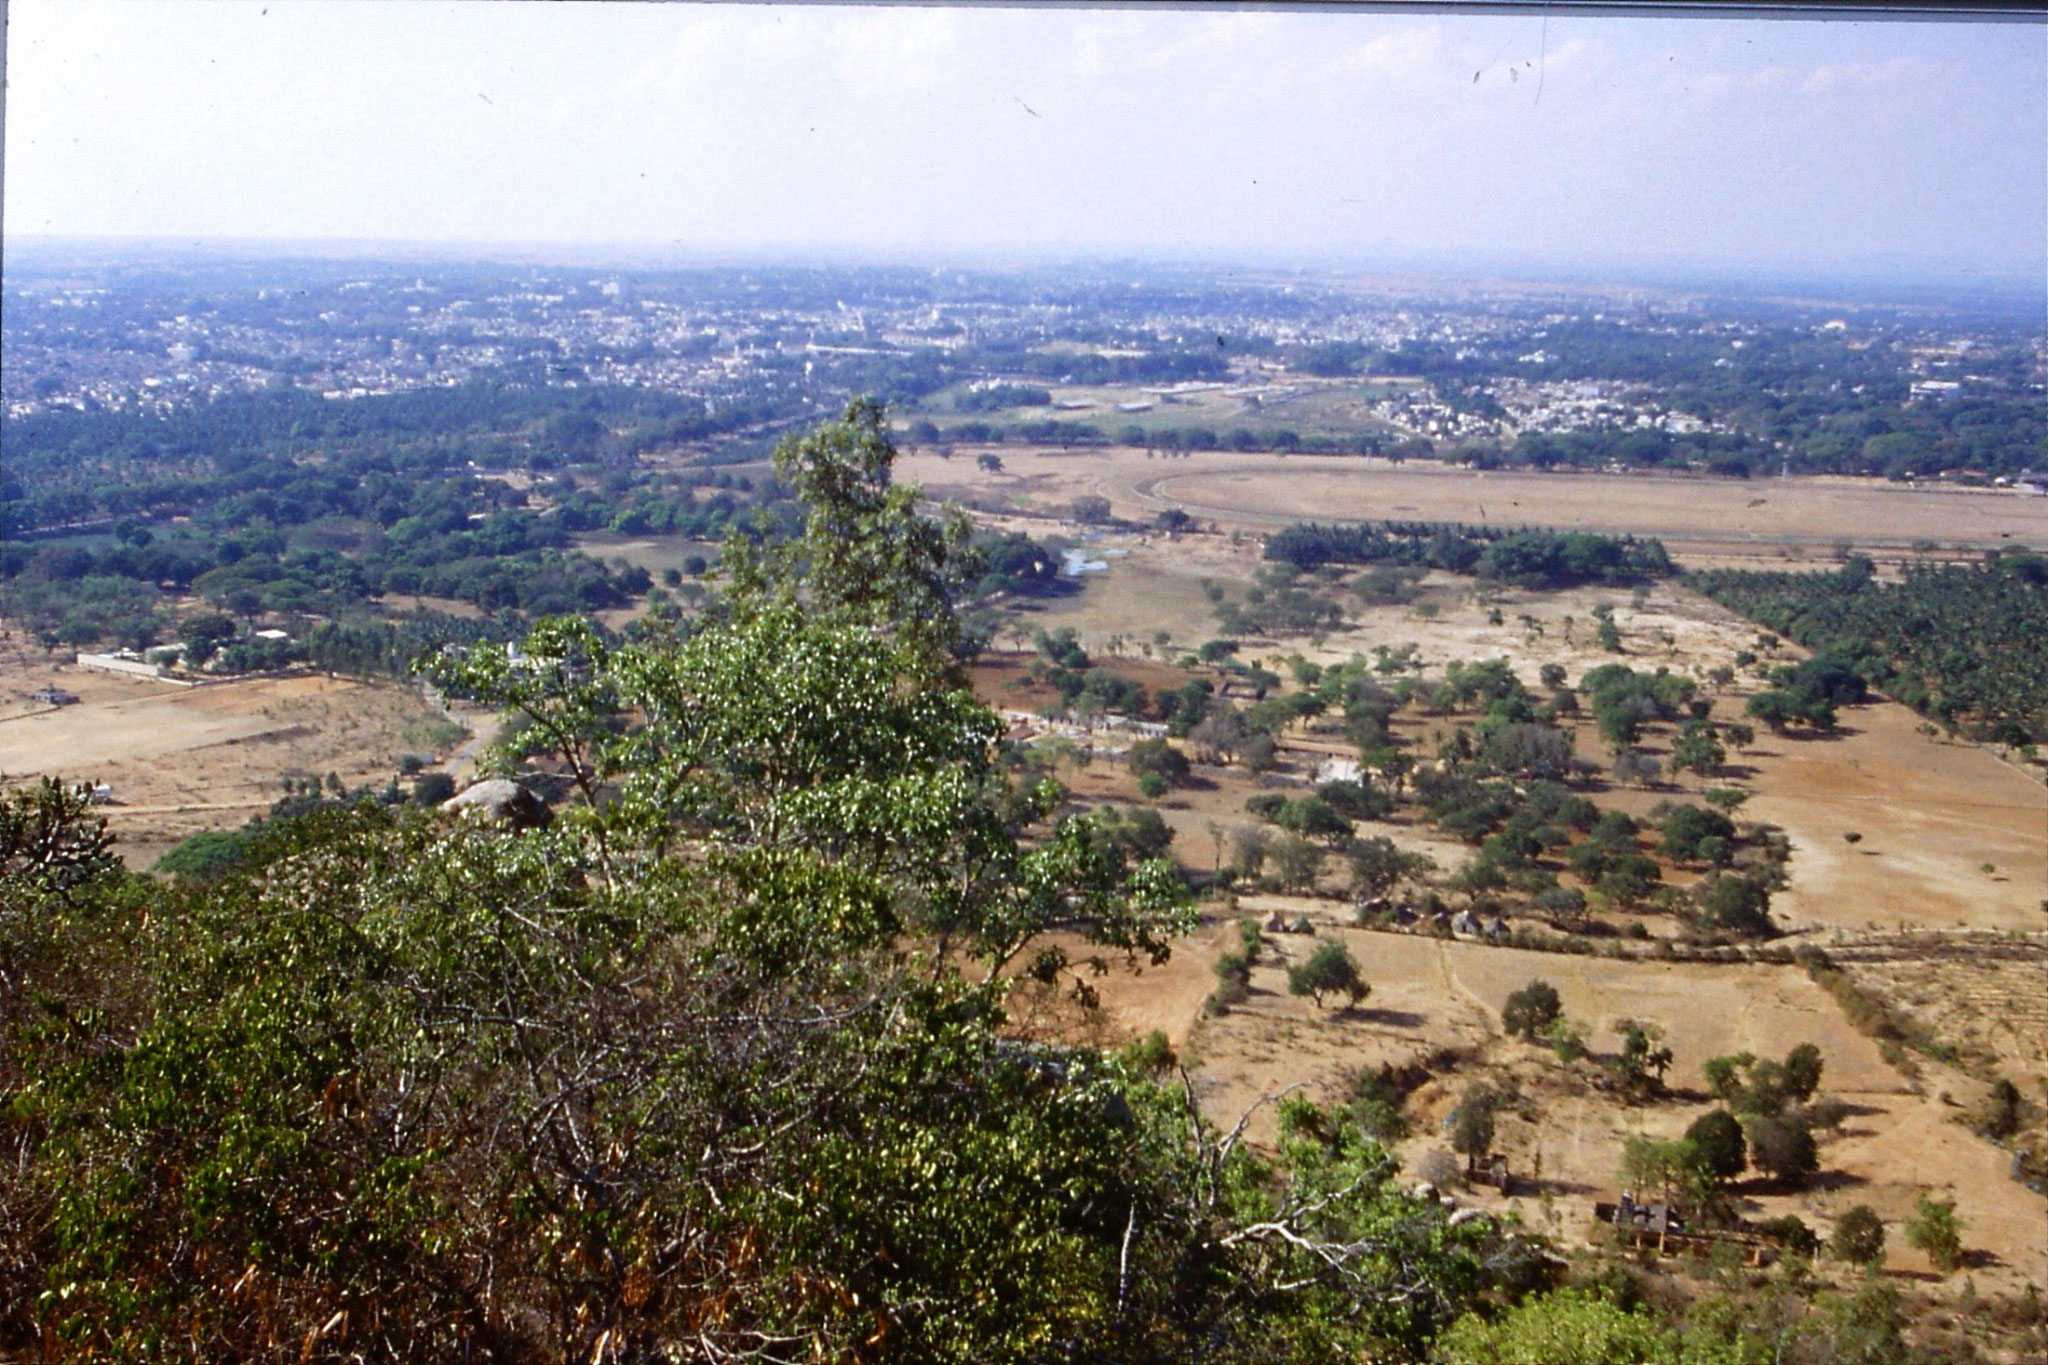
3;249;2045;1364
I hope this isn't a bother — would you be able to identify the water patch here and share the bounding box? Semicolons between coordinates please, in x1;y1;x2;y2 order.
1061;549;1110;575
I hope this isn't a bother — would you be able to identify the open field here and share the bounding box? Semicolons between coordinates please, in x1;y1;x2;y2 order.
1729;696;2047;935
0;635;465;870
897;446;2048;560
571;530;724;578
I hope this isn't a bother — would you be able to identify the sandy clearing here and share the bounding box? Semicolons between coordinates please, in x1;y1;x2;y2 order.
1729;698;2048;935
0;647;455;870
1136;459;2048;551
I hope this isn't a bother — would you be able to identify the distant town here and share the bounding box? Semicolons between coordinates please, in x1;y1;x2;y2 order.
6;253;2042;488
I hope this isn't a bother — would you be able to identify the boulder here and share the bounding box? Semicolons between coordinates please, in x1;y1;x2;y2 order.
440;778;552;831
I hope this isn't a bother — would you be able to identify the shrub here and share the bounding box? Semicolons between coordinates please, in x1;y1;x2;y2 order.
1349;1063;1414;1143
1805;1095;1853;1130
153;827;259;881
1542;1017;1589;1063
411;771;458;806
1434;1287;1678;1364
1118;1030;1177;1075
1905;1196;1963;1274
1986;1077;2023;1139
1758;1214;1820;1257
1417;1148;1462;1189
1211;951;1254;1011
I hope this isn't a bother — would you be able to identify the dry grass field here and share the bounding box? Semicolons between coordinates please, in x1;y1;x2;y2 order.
1026;908;2048;1294
0;634;468;870
897;445;2048;560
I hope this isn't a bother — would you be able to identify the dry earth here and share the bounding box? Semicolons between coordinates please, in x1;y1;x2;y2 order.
0;637;465;870
897;446;2048;559
1072;911;2048;1295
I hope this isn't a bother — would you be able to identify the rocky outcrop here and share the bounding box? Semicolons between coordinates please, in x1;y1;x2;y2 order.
440;778;553;831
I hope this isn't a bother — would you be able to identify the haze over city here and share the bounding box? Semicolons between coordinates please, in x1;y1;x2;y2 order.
6;2;2044;294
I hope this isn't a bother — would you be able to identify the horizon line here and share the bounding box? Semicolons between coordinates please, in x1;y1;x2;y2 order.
7;232;2043;309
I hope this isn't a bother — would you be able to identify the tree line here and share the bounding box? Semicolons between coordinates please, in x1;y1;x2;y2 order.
1266;521;1676;588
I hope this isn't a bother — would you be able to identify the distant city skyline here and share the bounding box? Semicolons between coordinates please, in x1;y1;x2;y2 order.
6;3;2043;294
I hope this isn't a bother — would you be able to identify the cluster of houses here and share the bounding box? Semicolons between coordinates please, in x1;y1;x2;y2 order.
1001;708;1169;753
1596;1192;1783;1267
1358;895;1515;944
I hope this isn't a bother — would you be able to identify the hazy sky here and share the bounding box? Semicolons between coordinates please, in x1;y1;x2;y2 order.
5;2;2043;283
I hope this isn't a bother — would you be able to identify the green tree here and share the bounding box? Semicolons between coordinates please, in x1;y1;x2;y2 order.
1287;940;1368;1009
1659;804;1736;864
1347;835;1434;902
1684;1109;1748;1184
1450;1085;1497;1172
1271;831;1326;893
1;777;118;899
723;396;975;683
1612;1021;1673;1101
1619;1135;1704;1207
1126;736;1191;788
1745;1114;1819;1187
1783;1042;1824;1103
1502;979;1563;1041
